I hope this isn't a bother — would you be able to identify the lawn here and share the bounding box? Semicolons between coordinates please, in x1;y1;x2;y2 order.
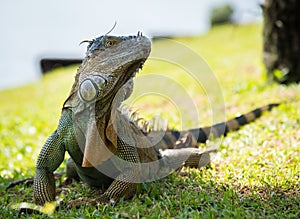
0;23;299;218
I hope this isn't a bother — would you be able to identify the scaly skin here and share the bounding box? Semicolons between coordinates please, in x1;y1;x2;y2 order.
33;33;279;207
34;34;152;205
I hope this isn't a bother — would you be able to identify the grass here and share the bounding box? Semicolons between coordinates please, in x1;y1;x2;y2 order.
1;23;300;218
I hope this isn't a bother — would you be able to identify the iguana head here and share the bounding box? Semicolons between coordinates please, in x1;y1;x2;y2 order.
64;33;151;167
64;33;151;111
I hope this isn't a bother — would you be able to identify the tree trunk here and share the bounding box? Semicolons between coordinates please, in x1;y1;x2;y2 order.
262;0;300;84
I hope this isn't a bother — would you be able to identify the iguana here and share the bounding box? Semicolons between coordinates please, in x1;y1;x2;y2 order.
31;33;278;207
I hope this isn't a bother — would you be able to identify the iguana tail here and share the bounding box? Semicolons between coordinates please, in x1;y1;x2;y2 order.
160;103;280;149
156;103;280;169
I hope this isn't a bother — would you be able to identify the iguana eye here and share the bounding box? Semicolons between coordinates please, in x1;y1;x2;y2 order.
79;79;98;102
104;40;114;47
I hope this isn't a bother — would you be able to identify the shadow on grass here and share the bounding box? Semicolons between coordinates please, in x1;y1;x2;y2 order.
1;170;299;218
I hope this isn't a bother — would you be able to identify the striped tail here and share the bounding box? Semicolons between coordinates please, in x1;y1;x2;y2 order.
159;103;280;149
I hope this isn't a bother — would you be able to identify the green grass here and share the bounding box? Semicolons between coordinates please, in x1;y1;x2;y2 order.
1;23;300;218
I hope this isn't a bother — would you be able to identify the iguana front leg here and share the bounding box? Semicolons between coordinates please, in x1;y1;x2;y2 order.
33;114;68;206
96;168;139;203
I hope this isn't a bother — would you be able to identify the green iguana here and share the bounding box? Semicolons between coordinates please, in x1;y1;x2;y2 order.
31;33;278;207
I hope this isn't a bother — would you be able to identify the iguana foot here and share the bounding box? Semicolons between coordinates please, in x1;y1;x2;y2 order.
174;133;197;149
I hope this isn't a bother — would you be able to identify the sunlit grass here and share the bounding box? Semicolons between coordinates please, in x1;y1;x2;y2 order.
0;23;299;218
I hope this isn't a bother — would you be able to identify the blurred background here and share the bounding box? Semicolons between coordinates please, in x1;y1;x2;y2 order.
0;0;263;90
